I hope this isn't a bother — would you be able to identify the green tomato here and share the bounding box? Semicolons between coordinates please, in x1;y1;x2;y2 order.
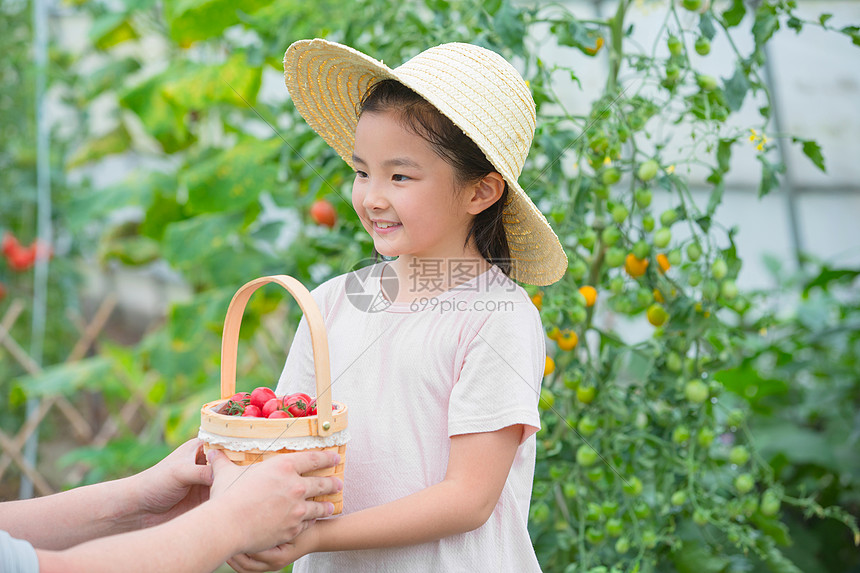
635;187;653;208
727;408;745;427
702;280;719;300
633;240;651;260
641;529;658;548
564;370;582;390
729;445;750;466
531;502;550;523
633;501;651;518
735;473;755;495
667;249;682;266
688;269;703;287
577;384;596;404
696;74;718;92
682;0;702;11
761;490;781;516
615;536;631;553
698;427;716;447
569;258;588;281
612;204;629;224
693;508;709;525
586;527;606;544
570;305;588;324
721;279;738;300
579;229;597;250
601;500;619;517
660;208;678;227
576;444;599;466
686;242;702;261
654;227;672;249
685;380;709;404
606;247;626;268
586;467;605;483
637;159;659;181
563;482;578;499
602;167;621;185
578;415;598;436
539;388;555;410
666;352;683;373
623;476;643;496
602;225;621;245
672;425;691;444
606;518;623;537
671;490;687;506
711;258;728;280
667;35;683;56
586;502;603;521
642;214;655;232
695;36;711;56
610;276;625;294
594;185;610;200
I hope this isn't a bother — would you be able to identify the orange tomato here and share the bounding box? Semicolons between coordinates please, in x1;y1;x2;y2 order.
585;36;605;56
544;356;556;377
531;291;544;311
656;253;670;273
625;254;649;278
558;330;579;351
578;285;598;307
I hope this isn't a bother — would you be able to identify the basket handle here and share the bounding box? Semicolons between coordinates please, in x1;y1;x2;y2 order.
220;275;335;437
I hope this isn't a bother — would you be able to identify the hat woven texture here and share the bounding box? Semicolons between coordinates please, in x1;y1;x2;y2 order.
283;38;567;286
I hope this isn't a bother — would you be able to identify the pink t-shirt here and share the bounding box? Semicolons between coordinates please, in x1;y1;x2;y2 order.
277;262;545;572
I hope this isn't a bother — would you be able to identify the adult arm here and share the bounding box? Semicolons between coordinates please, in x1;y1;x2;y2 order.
228;424;522;572
35;448;342;573
0;439;212;550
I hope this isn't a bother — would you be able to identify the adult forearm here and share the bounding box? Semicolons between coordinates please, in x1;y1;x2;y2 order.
315;478;490;552
0;477;141;550
36;501;240;573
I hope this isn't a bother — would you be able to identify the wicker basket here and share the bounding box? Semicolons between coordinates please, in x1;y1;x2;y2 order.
199;275;348;514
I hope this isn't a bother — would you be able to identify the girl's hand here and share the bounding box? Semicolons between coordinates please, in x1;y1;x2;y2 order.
227;522;321;573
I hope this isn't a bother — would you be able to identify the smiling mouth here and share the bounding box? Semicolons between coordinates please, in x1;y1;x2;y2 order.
372;221;401;230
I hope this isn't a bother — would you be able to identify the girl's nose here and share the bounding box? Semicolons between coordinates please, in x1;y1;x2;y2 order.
361;180;388;211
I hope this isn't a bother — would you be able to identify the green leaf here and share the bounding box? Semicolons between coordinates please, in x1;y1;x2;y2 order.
722;0;746;28
671;539;730;573
66;123;132;168
81;56;141;99
802;266;860;295
791;138;826;172
182;137;281;213
752;513;793;547
757;155;785;198
119;67;196;153
842;26;860;47
752;422;840;470
752;4;780;48
819;13;833;26
165;0;273;45
161;52;262;110
716;365;789;403
698;12;717;41
723;65;750;111
89;12;139;50
15;357;119;398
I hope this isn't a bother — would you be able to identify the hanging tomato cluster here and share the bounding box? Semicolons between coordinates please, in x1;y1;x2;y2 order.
2;232;52;272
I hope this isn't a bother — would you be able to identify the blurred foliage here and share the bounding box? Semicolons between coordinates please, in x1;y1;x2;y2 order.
2;0;858;571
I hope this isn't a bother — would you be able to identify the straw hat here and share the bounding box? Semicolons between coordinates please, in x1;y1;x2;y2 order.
283;39;567;286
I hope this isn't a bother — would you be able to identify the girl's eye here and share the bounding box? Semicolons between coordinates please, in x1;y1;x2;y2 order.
392;174;410;182
354;170;368;178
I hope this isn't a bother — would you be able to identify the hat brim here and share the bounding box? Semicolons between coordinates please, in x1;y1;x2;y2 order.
284;39;567;286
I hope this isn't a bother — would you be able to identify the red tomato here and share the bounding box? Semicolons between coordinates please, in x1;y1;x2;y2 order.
306;400;317;416
284;393;310;417
229;392;250;404
249;387;276;410
7;246;34;272
310;200;337;228
241;404;262;417
1;232;20;258
262;397;285;418
267;410;291;419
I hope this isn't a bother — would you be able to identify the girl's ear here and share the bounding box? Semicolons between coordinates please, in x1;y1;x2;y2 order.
466;172;505;215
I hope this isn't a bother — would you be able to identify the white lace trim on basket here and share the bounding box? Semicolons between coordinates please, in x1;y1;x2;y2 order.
198;427;350;452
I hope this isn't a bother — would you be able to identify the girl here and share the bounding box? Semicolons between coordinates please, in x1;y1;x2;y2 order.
229;39;567;573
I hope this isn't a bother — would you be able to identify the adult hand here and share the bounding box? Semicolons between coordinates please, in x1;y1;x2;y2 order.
133;438;213;528
227;524;319;573
207;448;341;556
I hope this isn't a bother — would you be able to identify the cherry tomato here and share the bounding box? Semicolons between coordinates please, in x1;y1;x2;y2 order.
242;404;262;417
249;387;276;410
262;397;284;418
284;393;312;417
268;410;291;419
310;199;337;227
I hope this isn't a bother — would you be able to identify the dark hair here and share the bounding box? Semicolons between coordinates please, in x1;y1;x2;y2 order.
357;79;511;276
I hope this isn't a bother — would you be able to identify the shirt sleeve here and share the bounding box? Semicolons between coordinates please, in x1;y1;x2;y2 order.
447;297;545;444
0;530;39;573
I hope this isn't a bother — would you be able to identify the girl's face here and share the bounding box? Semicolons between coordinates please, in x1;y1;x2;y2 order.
351;110;478;265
